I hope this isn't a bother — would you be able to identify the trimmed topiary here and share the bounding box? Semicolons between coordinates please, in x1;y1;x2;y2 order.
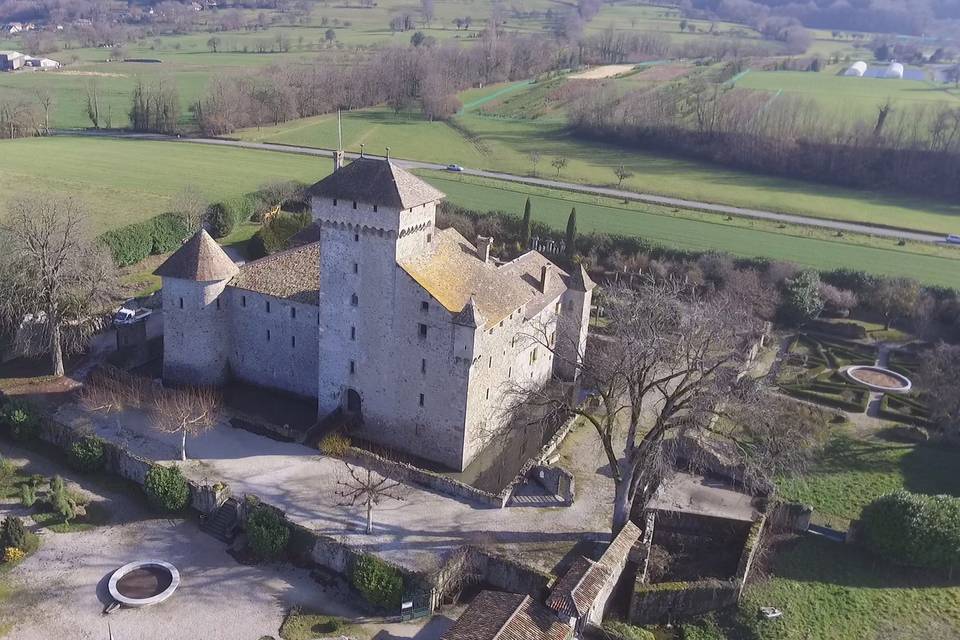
0;400;39;442
246;505;290;560
68;435;106;473
143;465;190;512
1;516;27;551
861;490;960;570
350;555;403;610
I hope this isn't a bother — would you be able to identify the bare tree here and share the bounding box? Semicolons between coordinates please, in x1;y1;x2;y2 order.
151;385;221;461
529;150;542;176
510;279;824;532
336;462;404;534
614;164;634;187
85;79;101;129
80;365;148;435
0;196;116;376
551;156;568;177
170;184;208;229
33;88;55;135
918;343;960;435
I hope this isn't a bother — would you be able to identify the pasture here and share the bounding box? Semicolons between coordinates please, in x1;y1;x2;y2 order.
237;105;960;235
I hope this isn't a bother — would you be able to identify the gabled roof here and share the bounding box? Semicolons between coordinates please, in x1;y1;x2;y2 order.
454;295;484;328
306;157;444;209
154;229;238;281
230;242;320;305
441;591;572;640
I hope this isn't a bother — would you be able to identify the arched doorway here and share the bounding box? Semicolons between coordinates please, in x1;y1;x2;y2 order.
345;388;362;414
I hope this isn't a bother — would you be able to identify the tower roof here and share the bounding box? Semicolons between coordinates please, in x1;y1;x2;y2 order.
154;229;239;281
306;157;445;209
569;264;596;292
453;295;484;328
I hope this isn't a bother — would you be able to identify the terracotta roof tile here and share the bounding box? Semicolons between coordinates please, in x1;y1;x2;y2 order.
306;158;444;209
154;229;239;281
441;591;572;640
230;242;320;305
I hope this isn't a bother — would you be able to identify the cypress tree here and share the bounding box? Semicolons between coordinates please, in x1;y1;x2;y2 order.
564;207;577;262
521;197;532;248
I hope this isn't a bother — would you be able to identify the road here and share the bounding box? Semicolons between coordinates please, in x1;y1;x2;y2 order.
54;130;949;244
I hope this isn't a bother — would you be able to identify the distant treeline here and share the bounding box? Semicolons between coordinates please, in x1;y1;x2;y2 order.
684;0;960;36
566;69;960;200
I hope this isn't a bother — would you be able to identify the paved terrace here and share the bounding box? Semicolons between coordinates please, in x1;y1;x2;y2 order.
54;403;614;575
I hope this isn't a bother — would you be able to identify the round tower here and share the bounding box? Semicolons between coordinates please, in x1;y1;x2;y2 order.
154;229;238;386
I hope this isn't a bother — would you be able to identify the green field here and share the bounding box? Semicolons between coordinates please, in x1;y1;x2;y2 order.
0;137;325;233
1;136;959;286
236;105;960;236
734;69;960;123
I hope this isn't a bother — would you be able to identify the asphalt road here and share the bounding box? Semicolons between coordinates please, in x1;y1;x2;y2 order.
54;130;950;244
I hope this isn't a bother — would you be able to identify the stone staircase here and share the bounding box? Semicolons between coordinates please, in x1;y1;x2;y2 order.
200;498;240;542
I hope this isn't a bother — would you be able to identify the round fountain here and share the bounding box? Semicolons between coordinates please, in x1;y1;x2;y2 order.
842;366;912;394
108;560;180;608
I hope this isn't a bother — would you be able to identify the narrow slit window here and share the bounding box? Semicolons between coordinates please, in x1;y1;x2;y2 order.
354;233;360;242
419;393;424;407
352;201;357;210
333;198;337;206
350;326;356;340
266;300;271;313
421;358;426;374
216;298;220;310
266;330;271;342
418;323;428;339
353;262;358;274
179;297;184;309
291;336;296;348
373;205;378;212
350;293;359;307
350;360;356;375
242;295;247;308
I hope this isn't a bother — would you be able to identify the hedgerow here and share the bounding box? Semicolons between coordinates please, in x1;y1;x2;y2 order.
861;490;960;570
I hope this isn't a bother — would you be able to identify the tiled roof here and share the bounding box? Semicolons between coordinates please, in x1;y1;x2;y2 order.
230;242;320;305
441;591;572;640
546;521;641;619
400;229;568;327
306;157;444;209
285;222;321;248
569;264;596;292
154;229;239;281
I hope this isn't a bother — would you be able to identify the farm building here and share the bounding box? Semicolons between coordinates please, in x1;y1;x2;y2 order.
844;61;867;77
0;50;25;71
24;56;61;69
886;62;905;79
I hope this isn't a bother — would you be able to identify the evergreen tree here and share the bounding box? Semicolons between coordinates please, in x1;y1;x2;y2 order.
521;197;532;248
565;207;577;262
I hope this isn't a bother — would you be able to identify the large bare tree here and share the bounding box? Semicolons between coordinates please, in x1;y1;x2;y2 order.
918;343;960;435
0;196;116;376
336;462;404;534
512;279;824;532
151;385;221;461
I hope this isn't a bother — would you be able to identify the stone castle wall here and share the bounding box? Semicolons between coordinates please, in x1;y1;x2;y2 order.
162;277;231;386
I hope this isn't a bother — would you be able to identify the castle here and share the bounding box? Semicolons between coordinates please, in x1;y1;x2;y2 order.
155;157;594;471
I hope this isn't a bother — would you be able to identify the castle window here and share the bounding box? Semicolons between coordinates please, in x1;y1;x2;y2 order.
291;335;296;348
555;302;560;313
421;358;426;374
242;295;247;308
488;356;492;368
350;293;359;307
530;348;538;364
485;388;490;400
353;262;358;274
508;367;512;378
216;299;220;310
266;301;271;313
354;233;360;242
427;233;432;243
179;297;183;309
266;330;271;342
352;201;357;210
350;360;356;375
419;393;425;407
290;307;296;319
420;301;429;312
350;326;356;340
418;323;428;339
333;199;337;206
373;205;378;212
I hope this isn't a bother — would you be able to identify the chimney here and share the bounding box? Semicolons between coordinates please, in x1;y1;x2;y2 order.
539;265;550;292
476;236;493;263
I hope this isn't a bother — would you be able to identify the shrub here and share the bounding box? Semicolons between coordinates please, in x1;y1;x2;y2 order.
861;490;960;570
350;555;403;610
48;475;76;522
1;516;27;550
602;620;656;640
224;195;256;226
682;615;727;640
19;484;36;508
249;211;312;257
68;435;106;473
0;456;14;482
99;221;154;267
1;400;39;441
206;202;234;239
150;212;192;254
318;432;351;457
246;505;290;559
2;547;24;564
143;465;190;512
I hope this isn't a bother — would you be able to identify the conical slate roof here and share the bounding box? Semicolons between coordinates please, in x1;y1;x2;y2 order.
306;157;444;209
569;264;596;292
154;229;239;281
453;295;485;328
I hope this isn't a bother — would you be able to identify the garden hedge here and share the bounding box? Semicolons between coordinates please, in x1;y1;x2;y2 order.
861;490;960;570
68;435;106;473
143;465;190;512
99;221;155;267
350;555;404;611
246;505;290;560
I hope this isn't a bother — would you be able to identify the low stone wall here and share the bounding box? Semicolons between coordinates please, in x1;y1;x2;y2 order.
768;500;812;533
630;579;741;624
530;465;575;506
427;545;554;610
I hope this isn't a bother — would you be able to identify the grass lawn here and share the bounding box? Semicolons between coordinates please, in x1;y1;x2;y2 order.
739;537;960;640
237;105;960;235
279;610;358;640
777;429;960;529
0;137;324;233
422;173;960;288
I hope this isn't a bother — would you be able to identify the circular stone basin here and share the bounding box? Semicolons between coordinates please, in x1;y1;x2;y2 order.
842;366;912;394
108;560;180;608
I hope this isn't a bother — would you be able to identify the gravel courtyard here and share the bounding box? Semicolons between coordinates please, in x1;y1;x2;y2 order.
0;443;450;640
